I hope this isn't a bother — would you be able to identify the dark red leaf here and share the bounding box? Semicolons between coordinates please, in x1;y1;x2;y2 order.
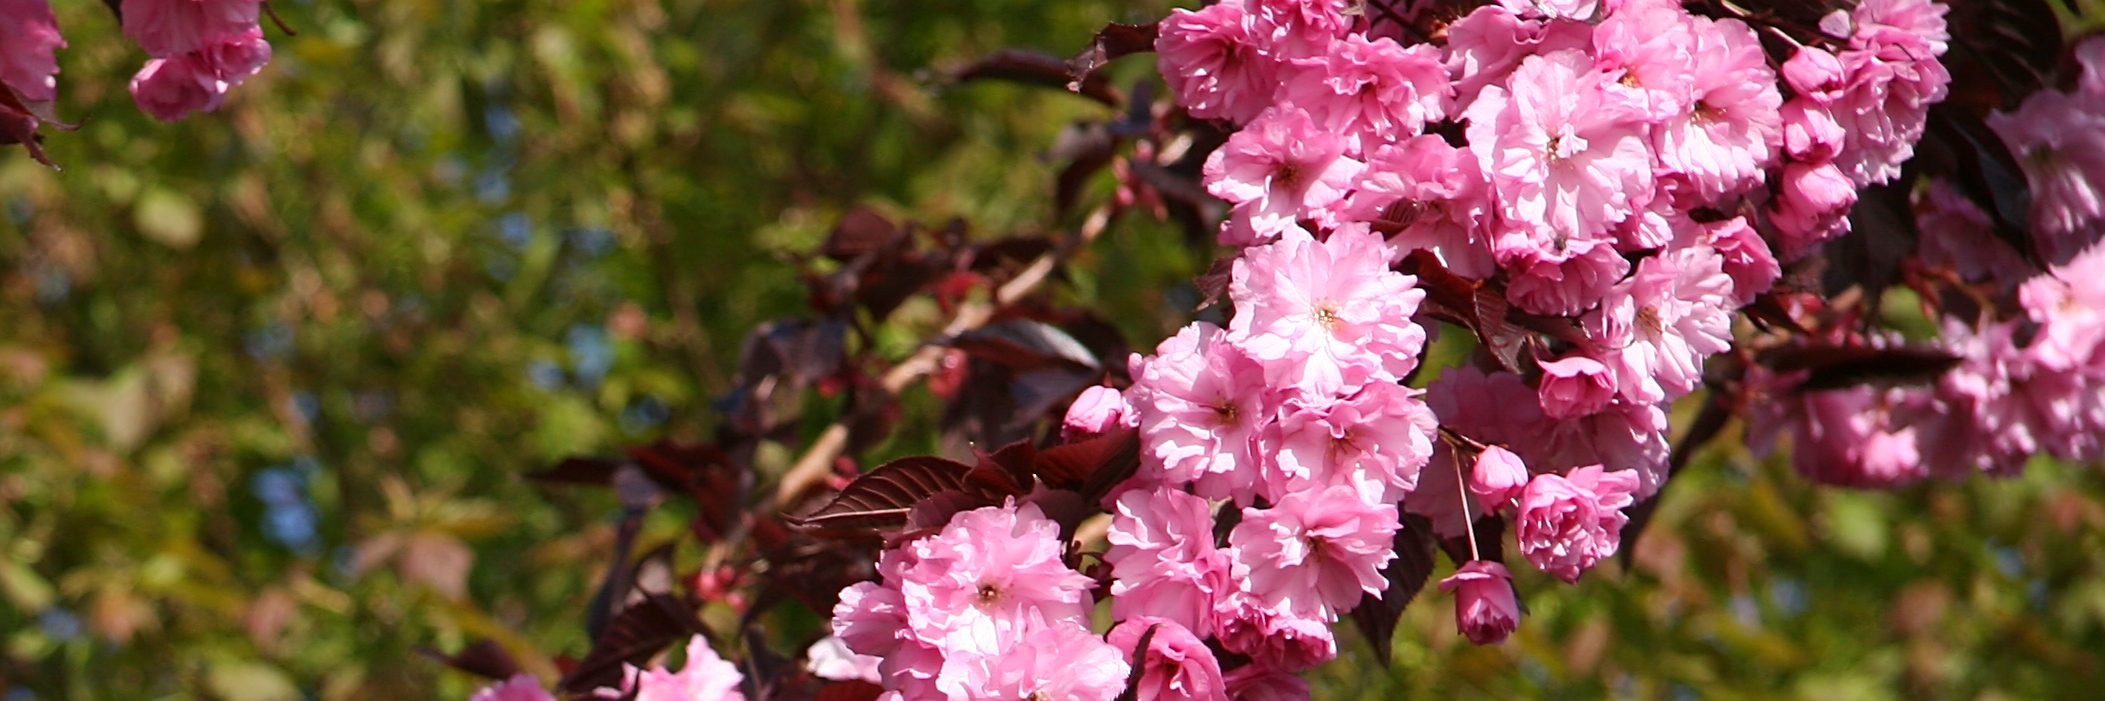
821;206;903;261
421;640;521;681
527;455;626;486
1066;22;1160;90
791;456;973;532
1054;426;1142;503
949;319;1102;371
1350;514;1439;666
559;594;702;693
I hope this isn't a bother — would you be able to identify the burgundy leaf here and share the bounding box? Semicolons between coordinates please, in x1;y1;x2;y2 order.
1034;426;1141;501
813;681;886;701
821;206;904;261
953;49;1118;106
1350;514;1438;667
949;319;1103;371
1765;344;1965;391
421;640;521;681
559;593;702;693
1066;22;1160;90
791;456;973;532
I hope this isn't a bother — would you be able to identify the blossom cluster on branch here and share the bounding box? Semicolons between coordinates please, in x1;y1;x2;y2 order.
2;0;277;165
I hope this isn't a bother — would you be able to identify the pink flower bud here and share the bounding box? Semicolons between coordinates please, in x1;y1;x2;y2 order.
1107;617;1229;701
1780;99;1844;161
1437;560;1520;645
1781;46;1845;99
1468;445;1528;507
1535;355;1616;419
1062;385;1135;440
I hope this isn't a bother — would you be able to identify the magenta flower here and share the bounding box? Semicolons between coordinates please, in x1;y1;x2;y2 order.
1222;665;1313;701
607;635;746;701
1283;34;1449;151
1828;0;1950;187
1156;3;1278;125
1438;560;1521;644
1915;181;2032;284
1466;49;1655;249
1536;354;1615;419
1780;98;1844;162
1585;246;1734;403
1340;135;1496;277
469;675;556;701
120;0;260;58
1205;108;1365;242
1129;322;1270;499
1228;224;1426;397
1589;3;1697;120
1229;485;1398;619
129;29;271;122
1212;590;1339;671
0;0;65;103
1062;385;1135;441
894;503;1095;653
1768;160;1857;257
1443;5;1538;108
1107;617;1230;701
1501;236;1630;317
1688;216;1778;304
1990;90;2105;257
1515;466;1638;583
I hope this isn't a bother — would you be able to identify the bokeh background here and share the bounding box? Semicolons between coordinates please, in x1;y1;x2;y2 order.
4;0;2104;698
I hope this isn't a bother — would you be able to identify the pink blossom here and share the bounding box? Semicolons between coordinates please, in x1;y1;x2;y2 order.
1229;485;1397;619
831;581;908;657
2021;243;2105;373
1780;99;1844;162
1686;216;1778;304
1206;108;1365;242
1156;3;1279;125
1828;5;1950;187
1228;224;1426;397
1585;247;1734;403
1466;50;1655;252
1497;0;1599;21
1915;181;2031;284
1514;466;1638;583
1536;354;1615;419
1248;0;1352;58
1469;445;1529;507
1654;17;1781;203
894;503;1095;655
1339;135;1495;277
806;636;882;683
1785;384;1930;487
1222;665;1313;701
1128;322;1269;496
120;0;260;58
2077;34;2105;97
615;635;746;701
1425;366;1546;449
1500;236;1630;317
0;0;65;103
1780;46;1846;100
469;675;556;701
1589;3;1696;120
1536;400;1672;497
1107;617;1230;701
128;29;271;122
1989;89;2105;257
1405;442;1488;541
1284;34;1449;151
1267;380;1436;504
1063;385;1135;440
1437;561;1520;644
1212;592;1338;671
1767;160;1856;259
1106;489;1234;637
1443;6;1538;108
950;619;1130;701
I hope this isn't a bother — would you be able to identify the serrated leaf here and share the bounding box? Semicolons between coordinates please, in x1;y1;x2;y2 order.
791;456;972;532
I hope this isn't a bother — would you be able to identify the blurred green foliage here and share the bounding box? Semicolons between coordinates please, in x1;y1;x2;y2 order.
1;0;2101;699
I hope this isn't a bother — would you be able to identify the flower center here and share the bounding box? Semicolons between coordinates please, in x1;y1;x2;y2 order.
1691;100;1722;123
1312;301;1343;331
1212;399;1240;425
1275;161;1305;191
977;582;1004;606
1636;304;1664;336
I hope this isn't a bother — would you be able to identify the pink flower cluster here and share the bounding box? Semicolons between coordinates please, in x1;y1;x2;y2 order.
831;502;1131;700
465;634;746;701
0;0;273;126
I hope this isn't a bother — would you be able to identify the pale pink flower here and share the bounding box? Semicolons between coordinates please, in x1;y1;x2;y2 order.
1989;89;2105;258
1107;617;1230;701
952;619;1130;701
1228;224;1426;396
1850;0;1951;53
1063;385;1135;440
1536;354;1615;419
1157;3;1279;125
1466;50;1656;251
1106;489;1234;637
1340;135;1496;277
1514;466;1638;583
0;0;64;102
1767;160;1856;259
893;503;1096;654
1497;0;1599;21
1229;485;1398;619
1425;366;1546;448
2020;243;2105;373
1267;380;1437;504
806;636;882;683
1536;399;1672;497
1469;445;1529;507
120;0;260;58
1589;3;1697;120
1438;561;1520;644
1222;665;1313;701
1443;6;1538;108
1212;592;1338;671
1780;99;1844;162
831;581;908;657
1780;46;1846;101
469;675;556;701
1585;247;1734;403
1205;108;1365;242
1683;216;1778;304
618;635;746;701
1129;322;1269;496
1829;3;1951;187
129;28;271;122
1500;236;1630;317
1654;17;1781;203
1284;34;1449;151
1248;0;1352;57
